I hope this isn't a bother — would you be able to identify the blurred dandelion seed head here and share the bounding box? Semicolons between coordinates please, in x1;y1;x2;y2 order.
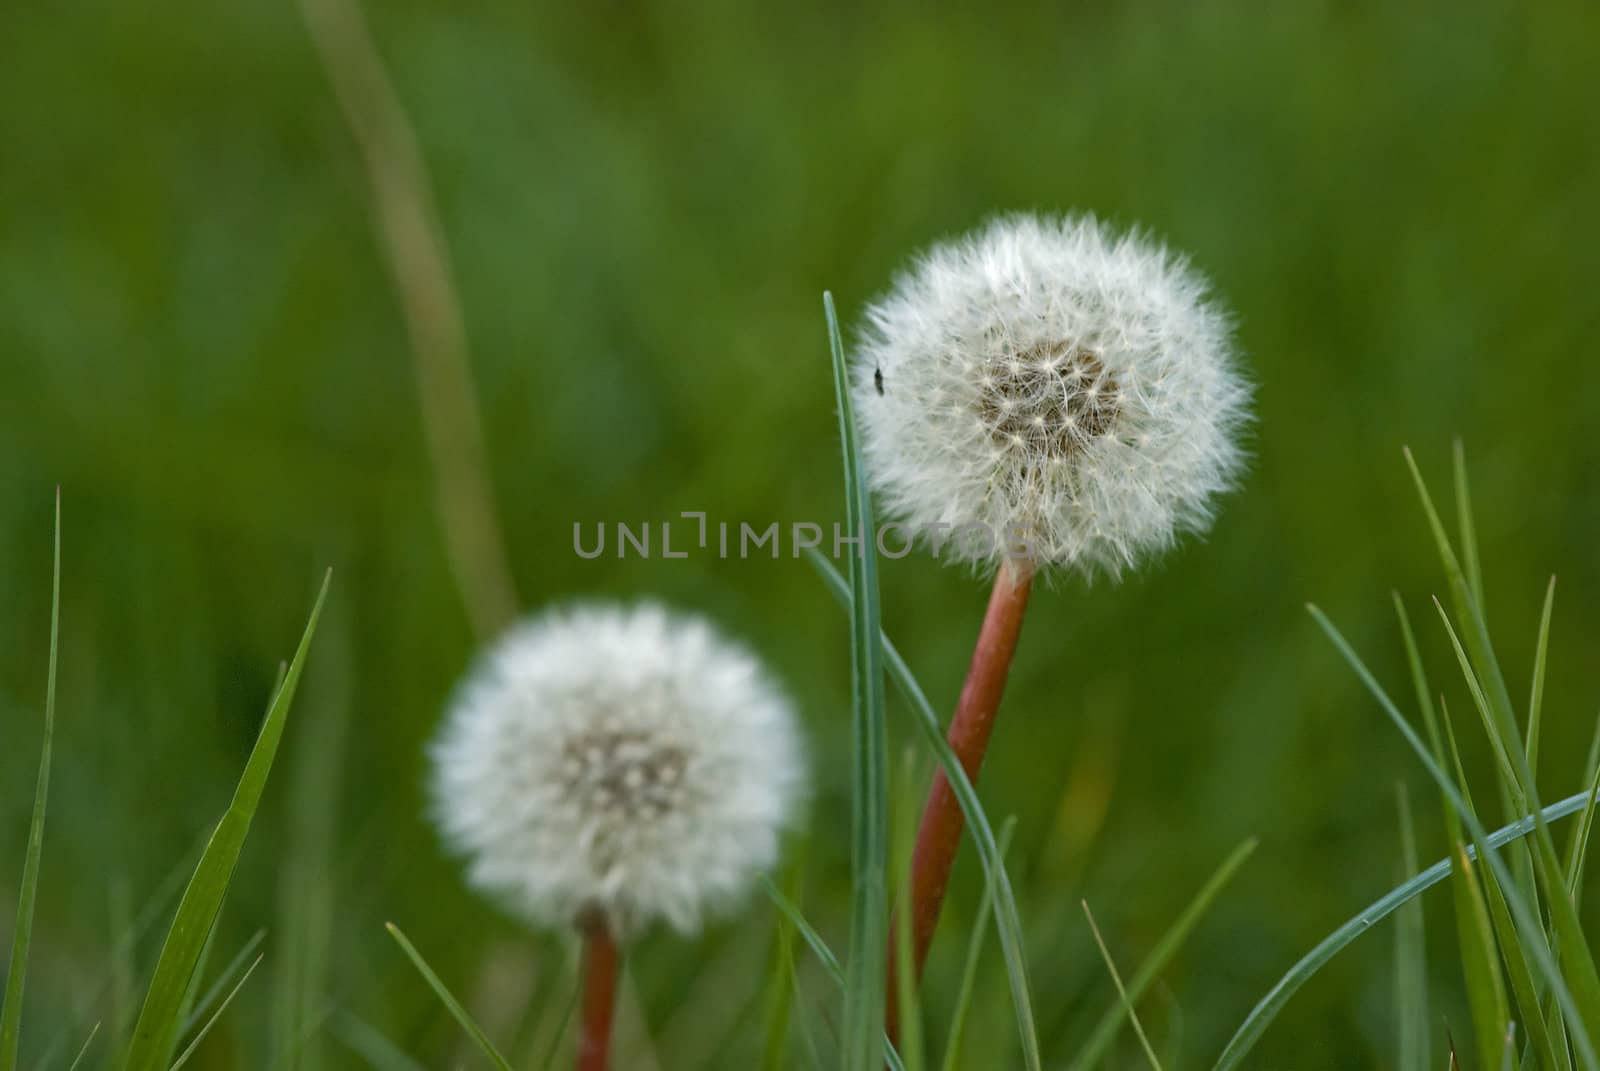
856;212;1252;577
430;601;806;937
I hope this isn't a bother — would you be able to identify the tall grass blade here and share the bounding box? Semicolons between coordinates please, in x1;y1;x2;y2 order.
1526;577;1555;767
1432;601;1600;1051
1566;716;1600;903
1082;902;1164;1071
1071;838;1256;1071
168;953;264;1071
1215;608;1597;1070
1452;440;1485;615
1394;785;1428;1071
807;550;1041;1070
940;818;1016;1071
0;490;62;1071
385;923;513;1071
823;291;890;1071
123;570;331;1071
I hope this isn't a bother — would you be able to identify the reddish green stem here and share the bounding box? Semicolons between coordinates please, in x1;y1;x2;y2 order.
886;558;1034;1044
576;918;621;1071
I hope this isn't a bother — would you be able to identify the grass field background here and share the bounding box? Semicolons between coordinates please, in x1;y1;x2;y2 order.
3;3;1600;1067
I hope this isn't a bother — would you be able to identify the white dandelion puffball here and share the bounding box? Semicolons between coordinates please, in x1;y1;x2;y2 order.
431;602;806;937
856;213;1252;576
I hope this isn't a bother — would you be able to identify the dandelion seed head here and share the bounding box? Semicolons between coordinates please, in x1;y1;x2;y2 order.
430;602;806;937
856;212;1252;578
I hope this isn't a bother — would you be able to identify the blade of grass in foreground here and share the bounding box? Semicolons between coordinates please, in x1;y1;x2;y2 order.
807;550;1042;1071
824;291;890;1071
386;924;514;1071
1069;838;1256;1071
123;569;331;1071
1212;607;1596;1071
1213;787;1595;1071
0;490;61;1071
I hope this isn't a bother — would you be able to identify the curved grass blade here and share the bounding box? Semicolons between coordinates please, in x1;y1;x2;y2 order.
1215;607;1597;1071
123;570;331;1071
0;490;61;1071
385;924;513;1071
940;818;1017;1071
1070;838;1256;1071
823;292;890;1071
1082;902;1163;1071
169;953;264;1071
806;550;1042;1070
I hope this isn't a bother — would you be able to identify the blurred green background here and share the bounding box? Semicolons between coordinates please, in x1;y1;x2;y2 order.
4;1;1600;1067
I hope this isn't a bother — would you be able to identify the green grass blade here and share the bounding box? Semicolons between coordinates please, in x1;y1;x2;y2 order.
1215;608;1597;1071
1440;715;1562;1071
1440;699;1513;1071
1432;599;1600;1052
806;549;1042;1070
761;868;803;1071
1566;715;1600;903
1452;440;1485;615
0;490;61;1071
940;818;1016;1071
763;882;907;1071
892;750;925;1071
824;291;890;1071
179;929;267;1036
1404;449;1519;748
1394;594;1508;1066
1071;838;1256;1071
385;923;513;1071
1394;785;1428;1071
1082;902;1164;1071
1527;576;1556;768
168;953;264;1071
65;1023;99;1071
123;570;331;1071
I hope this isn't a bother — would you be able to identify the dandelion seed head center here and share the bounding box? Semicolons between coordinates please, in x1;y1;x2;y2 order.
560;727;689;821
974;342;1120;458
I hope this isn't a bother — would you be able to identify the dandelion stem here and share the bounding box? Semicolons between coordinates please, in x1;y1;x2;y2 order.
886;557;1034;1042
576;919;621;1071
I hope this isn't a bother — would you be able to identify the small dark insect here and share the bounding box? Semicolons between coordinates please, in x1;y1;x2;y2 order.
874;366;885;395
